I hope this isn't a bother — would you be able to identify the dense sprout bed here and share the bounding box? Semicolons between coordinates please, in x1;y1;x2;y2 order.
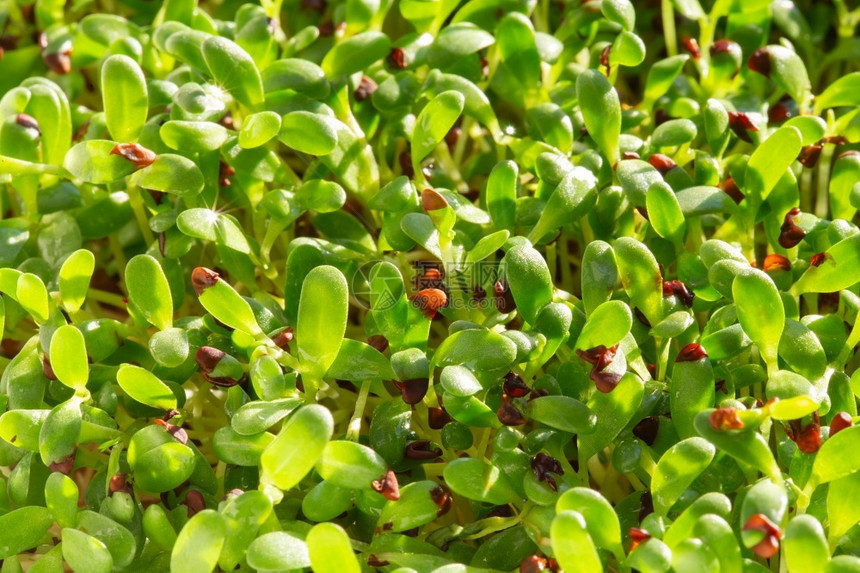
2;0;860;570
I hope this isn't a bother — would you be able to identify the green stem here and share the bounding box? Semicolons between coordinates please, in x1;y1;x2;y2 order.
346;381;371;441
126;184;156;246
661;0;678;57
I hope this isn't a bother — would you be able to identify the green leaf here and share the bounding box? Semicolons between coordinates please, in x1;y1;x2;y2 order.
261;404;333;490
581;241;618;316
611;31;646;67
170;510;227;573
432;328;518;371
815;72;860;112
58;249;94;313
159;121;230;152
670;351;715;439
504;242;553;324
577;69;621;164
791;233;860;295
50;325;89;390
615;237;664;325
39;398;81;466
128;425;196;492
428;24;495;69
247;532;310;572
485;161;517;233
528;396;597;434
201;36;264;107
733;269;784;369
602;0;635;30
644;55;690;109
412;90;465;167
117;364;177;410
297;266;348;381
213;426;273;466
17;272;48;323
575;300;632;350
218;490;274;571
442;458;520;505
62;529;113;573
556;488;622;555
63;140;137;184
440;365;483;397
239;111;281;149
307;523;361;573
131;154;204;198
126;255;173;330
295;180;346;213
783;515;828;573
45;472;79;528
828;472;860;546
76;510;137;568
321;32;391;78
810;426;860;487
551;510;603;573
651;437;715;515
693;410;781;482
528;166;598;243
316;440;388;489
101;55;147;142
195;268;263;336
744;126;802;200
326;339;395;381
0;506;53;558
278;111;338;156
231;397;303;435
647;181;686;243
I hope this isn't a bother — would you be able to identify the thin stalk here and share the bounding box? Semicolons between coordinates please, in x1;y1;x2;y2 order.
126;184;156;246
346;381;371;441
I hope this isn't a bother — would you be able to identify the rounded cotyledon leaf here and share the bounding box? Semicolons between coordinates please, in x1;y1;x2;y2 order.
576;69;621;165
574;299;632;350
556;487;623;556
247;531;310;572
101;54;147;143
239;111;281;149
117;364;177;410
411;90;465;169
733;268;784;371
170;510;227;573
62;528;113;573
442;458;520;505
201;36;264;107
527;396;597;434
432;328;518;371
126;254;173;330
130;154;204;198
0;506;54;558
63;140;138;184
16;272;48;324
58;249;94;313
651;437;715;515
744;126;802;201
296;265;348;381
614;237;664;326
39;397;82;466
193;267;263;336
791;233;860;295
551;510;603;573
278;111;338;156
307;523;360;573
260;404;334;491
50;324;89;390
504;242;553;324
321;31;391;78
316;440;388;490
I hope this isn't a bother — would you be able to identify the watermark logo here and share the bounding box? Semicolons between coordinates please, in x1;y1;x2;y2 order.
351;260;506;311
